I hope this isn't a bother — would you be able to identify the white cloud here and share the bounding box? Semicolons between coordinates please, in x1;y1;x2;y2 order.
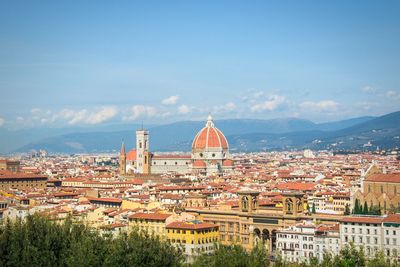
250;95;286;112
300;100;339;111
162;95;179;105
31;108;41;114
0;117;5;127
178;104;190;114
361;86;377;93
386;90;400;100
124;105;157;120
213;102;236;113
86;107;118;124
60;109;88;125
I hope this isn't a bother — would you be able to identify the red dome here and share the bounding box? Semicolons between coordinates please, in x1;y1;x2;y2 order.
222;159;234;167
192;116;228;150
193;160;207;168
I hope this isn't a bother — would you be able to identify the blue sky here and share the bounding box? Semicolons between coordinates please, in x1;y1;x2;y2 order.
0;1;399;129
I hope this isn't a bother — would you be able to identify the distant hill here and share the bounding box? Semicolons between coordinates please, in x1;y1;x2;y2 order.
226;111;400;151
317;116;374;131
11;112;400;154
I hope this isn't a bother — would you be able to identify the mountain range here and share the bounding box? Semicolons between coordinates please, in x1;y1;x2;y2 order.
2;111;400;154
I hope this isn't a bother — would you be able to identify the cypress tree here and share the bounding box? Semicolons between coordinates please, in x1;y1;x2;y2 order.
344;204;350;215
312;203;316;214
363;201;369;215
353;199;359;214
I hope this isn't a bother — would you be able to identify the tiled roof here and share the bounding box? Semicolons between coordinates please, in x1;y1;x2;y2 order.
87;197;122;203
0;171;47;180
341;216;383;224
383;213;400;223
365;174;400;183
166;221;218;230
128;212;172;221
126;150;137;161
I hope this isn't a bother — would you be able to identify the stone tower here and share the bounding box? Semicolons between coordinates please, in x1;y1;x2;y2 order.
136;129;151;174
238;190;259;213
119;142;126;175
282;192;306;216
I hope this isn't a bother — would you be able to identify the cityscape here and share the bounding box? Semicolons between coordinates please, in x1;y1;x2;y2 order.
0;1;400;267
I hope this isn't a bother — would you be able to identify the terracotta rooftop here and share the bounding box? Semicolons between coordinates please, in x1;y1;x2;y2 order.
86;197;122;203
128;212;172;221
341;216;383;224
383;213;400;223
365;174;400;183
166;221;218;230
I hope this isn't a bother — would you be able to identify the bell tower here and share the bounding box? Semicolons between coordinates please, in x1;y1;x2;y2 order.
136;129;150;174
282;192;306;216
119;142;126;176
238;191;259;213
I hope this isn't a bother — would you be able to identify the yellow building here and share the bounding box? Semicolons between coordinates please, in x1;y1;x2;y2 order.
166;220;219;261
0;159;20;172
128;212;172;238
0;172;47;190
187;190;341;252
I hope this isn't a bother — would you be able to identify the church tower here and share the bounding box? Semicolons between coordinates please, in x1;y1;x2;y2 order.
119;142;126;175
136;129;151;174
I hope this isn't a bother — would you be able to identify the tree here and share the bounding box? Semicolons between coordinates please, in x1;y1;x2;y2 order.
363;201;369;215
312;203;316;214
367;250;400;267
192;243;270;267
0;215;183;267
359;202;364;215
344;204;351;215
333;243;366;267
353;199;360;214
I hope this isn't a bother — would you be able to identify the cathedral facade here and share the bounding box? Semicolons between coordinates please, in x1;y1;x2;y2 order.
119;115;234;176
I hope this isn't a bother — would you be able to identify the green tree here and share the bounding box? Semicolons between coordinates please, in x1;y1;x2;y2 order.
367;250;400;267
248;243;270;267
0;215;183;267
312;203;316;214
333;243;366;267
363;201;369;215
359;202;364;215
353;199;360;214
344;204;351;215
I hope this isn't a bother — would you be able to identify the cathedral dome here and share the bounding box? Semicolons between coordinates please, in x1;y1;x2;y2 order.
192;115;228;151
